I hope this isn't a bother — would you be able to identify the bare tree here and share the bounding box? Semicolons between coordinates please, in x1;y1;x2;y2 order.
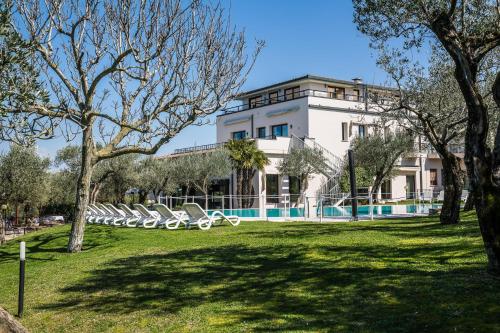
353;0;500;275
14;0;262;252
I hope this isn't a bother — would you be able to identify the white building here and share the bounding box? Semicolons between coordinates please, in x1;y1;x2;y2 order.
171;75;464;215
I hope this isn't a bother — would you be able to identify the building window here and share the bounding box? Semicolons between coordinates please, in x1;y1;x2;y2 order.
341;122;348;141
249;95;262;109
358;125;366;138
257;127;266;138
272;124;288;137
327;86;345;99
353;89;361;101
266;174;279;203
232;131;246;140
268;91;279;104
381;180;391;199
289;176;301;196
430;169;437;186
284;86;300;100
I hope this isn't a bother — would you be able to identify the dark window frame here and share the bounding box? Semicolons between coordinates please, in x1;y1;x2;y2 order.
358;125;366;138
272;123;288;137
341;122;348;141
232;130;246;140
257;127;266;138
284;86;300;100
430;169;438;186
248;95;262;109
266;174;279;203
268;91;279;104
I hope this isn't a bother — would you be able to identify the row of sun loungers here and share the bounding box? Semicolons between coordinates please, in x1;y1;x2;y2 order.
86;202;241;230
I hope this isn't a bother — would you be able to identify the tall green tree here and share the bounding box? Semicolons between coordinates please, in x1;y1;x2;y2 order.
350;128;414;201
353;0;500;274
174;149;232;209
226;139;269;208
133;157;178;204
0;145;49;224
0;1;50;144
277;147;327;206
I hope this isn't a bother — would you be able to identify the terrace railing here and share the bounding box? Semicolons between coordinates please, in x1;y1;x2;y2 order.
221;88;365;115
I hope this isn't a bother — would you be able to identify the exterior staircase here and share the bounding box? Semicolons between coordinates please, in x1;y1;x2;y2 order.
289;135;346;202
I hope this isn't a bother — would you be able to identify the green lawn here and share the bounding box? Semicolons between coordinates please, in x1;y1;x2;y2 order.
0;212;499;333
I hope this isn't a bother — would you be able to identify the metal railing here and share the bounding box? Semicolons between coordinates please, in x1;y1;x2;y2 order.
414;142;465;155
172;143;224;155
221;89;365;115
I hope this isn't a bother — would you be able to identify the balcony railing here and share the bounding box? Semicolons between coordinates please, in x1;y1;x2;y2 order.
171;135;284;155
414;142;465;155
221;89;365;115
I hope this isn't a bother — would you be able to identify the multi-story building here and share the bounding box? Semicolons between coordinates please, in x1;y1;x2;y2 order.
171;74;465;215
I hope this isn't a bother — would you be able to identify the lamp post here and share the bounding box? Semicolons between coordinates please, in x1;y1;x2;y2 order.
0;204;6;245
348;149;358;221
18;241;26;317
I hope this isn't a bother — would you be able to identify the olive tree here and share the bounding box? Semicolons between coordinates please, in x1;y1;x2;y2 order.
277;147;327;206
350;128;414;200
172;149;232;209
14;0;262;252
0;145;50;225
0;1;52;144
353;0;500;274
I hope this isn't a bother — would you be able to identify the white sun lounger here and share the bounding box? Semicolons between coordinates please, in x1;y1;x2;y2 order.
182;203;240;230
153;203;189;230
90;204;114;225
86;206;101;224
96;203;124;226
104;203;127;226
133;204;161;228
117;204;141;227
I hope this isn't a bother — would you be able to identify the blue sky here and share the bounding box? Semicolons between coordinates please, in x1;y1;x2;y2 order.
9;0;392;159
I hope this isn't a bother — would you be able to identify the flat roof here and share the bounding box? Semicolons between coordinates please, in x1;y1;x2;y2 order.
237;74;394;98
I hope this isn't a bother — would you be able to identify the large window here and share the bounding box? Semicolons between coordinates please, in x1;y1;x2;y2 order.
272;124;288;137
232;131;246;140
284;86;300;100
381;180;391;199
352;89;361;101
341;122;348;141
266;174;279;203
249;95;262;109
327;86;345;99
358;125;366;138
268;91;279;104
257;127;266;138
430;169;437;186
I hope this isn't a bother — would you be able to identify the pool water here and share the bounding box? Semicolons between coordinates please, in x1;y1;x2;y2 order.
321;204;442;217
207;204;440;218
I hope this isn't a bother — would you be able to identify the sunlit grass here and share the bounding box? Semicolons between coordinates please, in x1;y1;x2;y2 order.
0;211;499;332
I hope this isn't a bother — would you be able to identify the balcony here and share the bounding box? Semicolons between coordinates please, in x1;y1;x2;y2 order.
413;142;465;158
170;135;290;156
221;89;365;115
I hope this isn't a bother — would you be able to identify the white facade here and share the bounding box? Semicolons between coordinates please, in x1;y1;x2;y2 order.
170;75;465;215
214;75;464;203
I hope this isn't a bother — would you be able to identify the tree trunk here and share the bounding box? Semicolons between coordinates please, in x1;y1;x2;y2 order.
67;128;94;253
236;169;243;208
429;21;500;274
463;191;474;211
440;153;463;225
0;218;5;245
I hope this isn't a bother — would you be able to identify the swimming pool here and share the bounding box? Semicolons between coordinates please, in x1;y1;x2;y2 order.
207;204;441;219
321;204;442;217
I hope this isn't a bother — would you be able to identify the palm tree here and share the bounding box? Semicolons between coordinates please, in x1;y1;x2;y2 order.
226;139;269;208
